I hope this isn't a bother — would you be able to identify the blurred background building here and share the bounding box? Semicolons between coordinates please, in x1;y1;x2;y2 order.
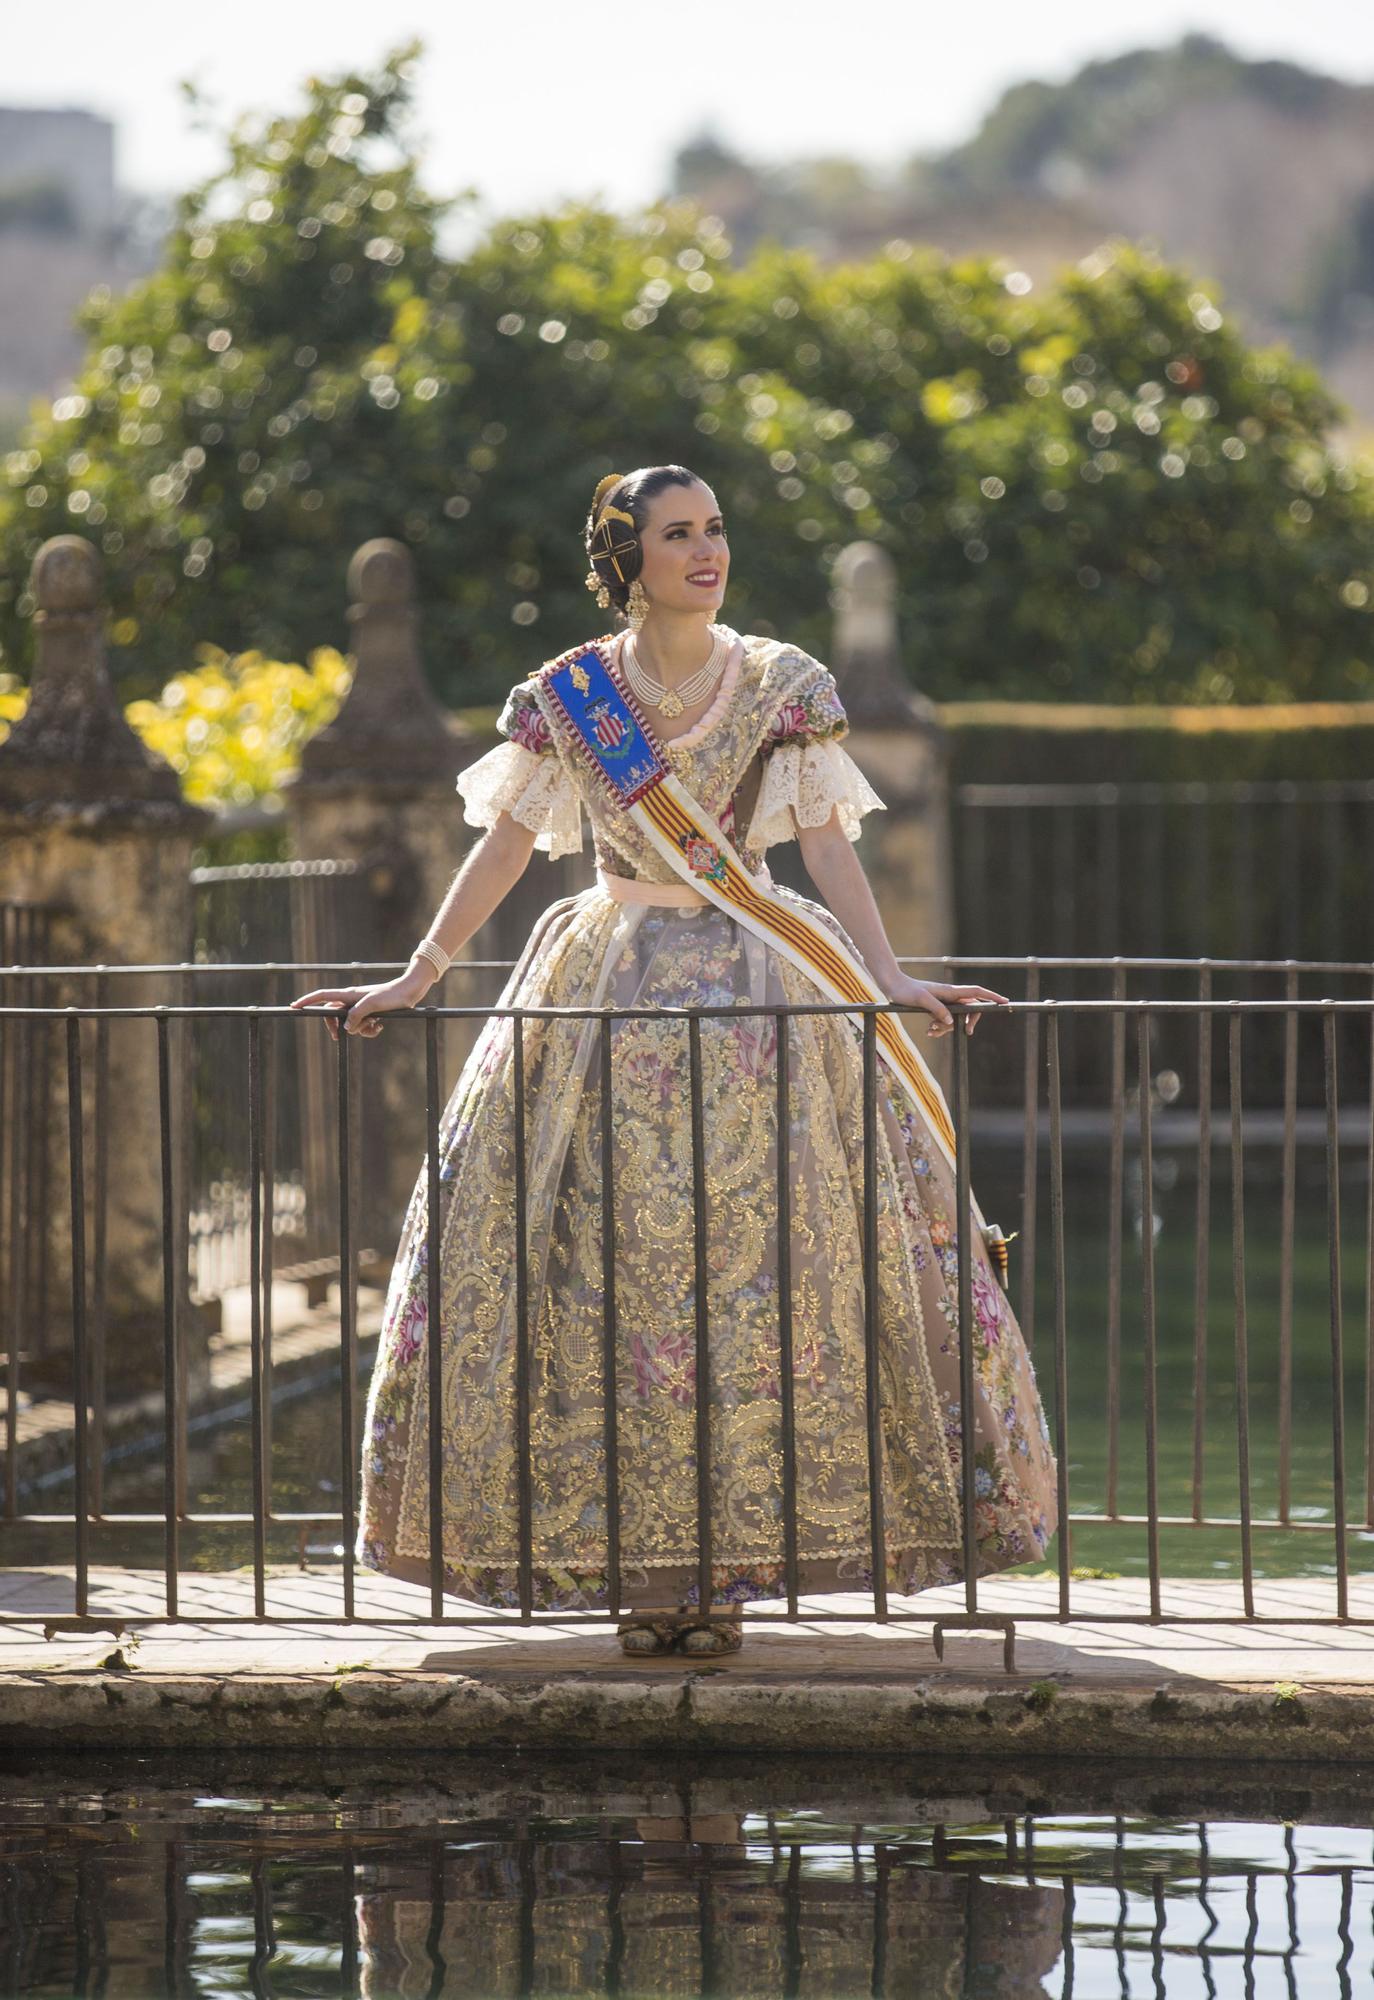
0;105;160;441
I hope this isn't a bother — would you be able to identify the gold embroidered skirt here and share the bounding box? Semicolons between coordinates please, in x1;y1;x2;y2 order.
355;884;1058;1610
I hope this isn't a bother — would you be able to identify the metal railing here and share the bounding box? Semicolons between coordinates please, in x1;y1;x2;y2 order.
2;956;1373;1641
955;777;1374;971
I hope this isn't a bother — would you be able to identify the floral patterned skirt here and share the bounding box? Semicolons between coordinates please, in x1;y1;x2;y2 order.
355;884;1057;1611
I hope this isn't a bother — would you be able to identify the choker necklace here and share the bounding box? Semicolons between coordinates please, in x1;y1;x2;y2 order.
621;625;729;719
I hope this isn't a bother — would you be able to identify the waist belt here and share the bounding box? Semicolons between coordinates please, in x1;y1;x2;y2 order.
596;865;773;908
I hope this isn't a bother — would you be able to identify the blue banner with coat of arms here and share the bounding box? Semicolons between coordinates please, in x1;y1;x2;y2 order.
542;646;667;807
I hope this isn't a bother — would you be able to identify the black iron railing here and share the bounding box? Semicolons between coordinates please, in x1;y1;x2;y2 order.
2;959;1373;1639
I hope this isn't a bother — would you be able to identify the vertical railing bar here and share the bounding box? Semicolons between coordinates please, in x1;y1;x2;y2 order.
32;940;52;1387
1019;963;1040;1347
599;1013;622;1624
261;975;278;1481
689;1013;713;1619
954;1017;977;1616
157;1013;180;1615
0;936;14;1519
1364;978;1374;1530
871;1840;889;2000
1324;794;1346;963
861;1010;888;1622
66;1016;89;1618
1229;1011;1255;1619
1324;1007;1350;1620
1047;1009;1071;1619
90;972;110;1519
1280;794;1300;956
1139;1009;1161;1619
775;1009;799;1618
1279;967;1299;1524
174;966;192;1520
1150;1875;1167;1996
247;1013;267;1618
426;1013;446;1621
1060;1876;1075;2000
336;1015;356;1620
512;1013;534;1621
19;914;39;1385
1106;965;1126;1518
249;1854;275;1994
1190;965;1212;1525
1097;795;1117;958
340;1841;358;1999
1191;793;1211;959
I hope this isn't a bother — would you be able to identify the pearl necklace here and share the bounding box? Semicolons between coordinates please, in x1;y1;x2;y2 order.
621;624;729;719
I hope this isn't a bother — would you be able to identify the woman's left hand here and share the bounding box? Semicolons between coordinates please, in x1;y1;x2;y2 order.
882;973;1012;1037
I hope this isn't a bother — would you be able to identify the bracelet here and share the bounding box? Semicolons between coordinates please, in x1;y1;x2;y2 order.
410;937;451;979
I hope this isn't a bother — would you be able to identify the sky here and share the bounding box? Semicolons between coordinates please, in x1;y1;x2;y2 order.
8;0;1374;223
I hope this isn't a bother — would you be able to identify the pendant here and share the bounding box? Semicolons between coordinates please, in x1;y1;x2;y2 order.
659;688;684;718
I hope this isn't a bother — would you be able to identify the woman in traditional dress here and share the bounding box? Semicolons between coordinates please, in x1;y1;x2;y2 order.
291;464;1057;1657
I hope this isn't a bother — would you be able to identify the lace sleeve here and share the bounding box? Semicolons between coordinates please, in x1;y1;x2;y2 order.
746;735;886;850
453;675;584;857
745;655;884;849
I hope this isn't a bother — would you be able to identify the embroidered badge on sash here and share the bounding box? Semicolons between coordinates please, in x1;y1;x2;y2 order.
681;833;728;886
541;643;667;807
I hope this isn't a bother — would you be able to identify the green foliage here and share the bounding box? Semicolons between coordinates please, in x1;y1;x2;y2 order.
3;45;1374;705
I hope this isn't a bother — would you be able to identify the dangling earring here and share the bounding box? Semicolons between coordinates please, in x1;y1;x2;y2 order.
626;577;649;630
584;568;612;611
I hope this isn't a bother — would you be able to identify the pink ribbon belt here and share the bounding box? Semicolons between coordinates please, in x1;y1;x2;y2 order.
595;865;774;909
595;868;708;908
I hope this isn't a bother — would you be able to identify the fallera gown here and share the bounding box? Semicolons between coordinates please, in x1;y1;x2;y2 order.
355;625;1058;1610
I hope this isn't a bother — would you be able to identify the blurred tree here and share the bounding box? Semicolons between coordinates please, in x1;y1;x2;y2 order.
0;44;453;694
2;46;1373;705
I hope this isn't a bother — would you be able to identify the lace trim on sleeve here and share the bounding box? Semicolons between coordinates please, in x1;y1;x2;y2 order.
455;740;584;858
745;735;886;851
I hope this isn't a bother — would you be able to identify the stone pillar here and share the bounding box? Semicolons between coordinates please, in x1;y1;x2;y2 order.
0;535;213;1399
829;542;956;1072
282;540;474;1250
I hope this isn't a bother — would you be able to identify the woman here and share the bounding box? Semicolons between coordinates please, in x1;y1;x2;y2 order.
292;464;1057;1657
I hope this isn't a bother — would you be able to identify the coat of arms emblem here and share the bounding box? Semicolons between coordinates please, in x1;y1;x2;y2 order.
681;833;728;886
587;698;633;754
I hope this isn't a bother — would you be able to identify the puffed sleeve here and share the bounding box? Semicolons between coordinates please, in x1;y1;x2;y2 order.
453;676;584;857
745;660;886;851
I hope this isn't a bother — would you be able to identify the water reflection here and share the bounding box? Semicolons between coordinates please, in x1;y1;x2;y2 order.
357;1823;1061;1996
3;1754;1372;1996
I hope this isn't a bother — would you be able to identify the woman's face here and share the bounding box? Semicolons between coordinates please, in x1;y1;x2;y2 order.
634;479;729;617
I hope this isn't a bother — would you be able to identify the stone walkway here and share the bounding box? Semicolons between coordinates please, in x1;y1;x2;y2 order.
4;1567;1374;1759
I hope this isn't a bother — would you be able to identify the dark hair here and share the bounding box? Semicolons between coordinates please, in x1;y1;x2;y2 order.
583;463;703;615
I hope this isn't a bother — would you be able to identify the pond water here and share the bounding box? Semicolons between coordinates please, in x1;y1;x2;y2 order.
3;1752;1372;1997
12;1147;1374;1590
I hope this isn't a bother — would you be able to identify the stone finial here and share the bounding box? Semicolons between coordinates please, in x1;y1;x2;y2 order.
0;535;207;819
830;541;940;734
295;538;469;786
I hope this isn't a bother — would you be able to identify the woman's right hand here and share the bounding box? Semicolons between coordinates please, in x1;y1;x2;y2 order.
289;965;432;1043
